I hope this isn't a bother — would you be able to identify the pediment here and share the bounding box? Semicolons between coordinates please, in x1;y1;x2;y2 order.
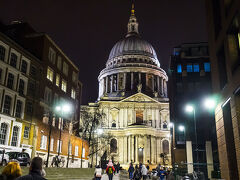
120;93;160;104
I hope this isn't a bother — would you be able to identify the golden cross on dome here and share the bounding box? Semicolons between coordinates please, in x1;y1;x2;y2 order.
131;1;135;15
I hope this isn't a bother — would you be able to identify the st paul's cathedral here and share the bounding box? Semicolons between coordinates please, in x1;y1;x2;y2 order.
80;5;171;168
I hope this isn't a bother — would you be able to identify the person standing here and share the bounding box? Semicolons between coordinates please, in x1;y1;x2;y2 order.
116;162;120;174
141;165;148;180
106;160;115;180
133;165;141;180
94;165;102;180
16;157;47;180
0;161;22;180
158;167;166;180
128;163;134;180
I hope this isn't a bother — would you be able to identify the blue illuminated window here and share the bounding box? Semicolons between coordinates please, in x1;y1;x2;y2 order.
177;64;182;73
193;64;200;72
204;62;211;72
187;64;193;72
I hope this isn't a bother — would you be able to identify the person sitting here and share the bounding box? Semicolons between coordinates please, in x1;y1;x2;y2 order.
0;161;22;180
16;157;46;180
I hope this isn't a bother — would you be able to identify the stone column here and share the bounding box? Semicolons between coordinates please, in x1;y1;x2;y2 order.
132;135;134;162
124;136;128;164
103;77;106;94
111;75;113;93
156;109;159;129
131;72;134;90
186;141;194;174
157;76;160;94
138;73;141;84
117;74;120;91
206;141;214;179
144;135;147;163
124;73;127;90
106;76;109;93
152;75;154;91
161;78;164;95
164;80;167;97
128;136;130;163
135;135;138;163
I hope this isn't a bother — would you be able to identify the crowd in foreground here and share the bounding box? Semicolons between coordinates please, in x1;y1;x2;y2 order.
0;157;46;180
94;160;174;180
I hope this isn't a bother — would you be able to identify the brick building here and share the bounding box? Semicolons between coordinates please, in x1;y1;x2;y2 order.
0;22;88;167
205;0;240;179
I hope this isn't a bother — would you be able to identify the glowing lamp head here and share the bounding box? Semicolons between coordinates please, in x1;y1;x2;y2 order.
63;104;71;113
185;105;194;113
204;98;216;110
97;128;103;135
178;125;185;132
169;122;174;128
55;106;61;112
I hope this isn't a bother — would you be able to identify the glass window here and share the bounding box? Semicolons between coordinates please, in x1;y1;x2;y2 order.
26;102;33;114
75;146;79;156
30;65;37;77
47;67;53;82
63;62;68;76
56;74;60;87
72;71;77;83
0;68;2;83
40;135;47;150
11;126;19;146
82;148;85;158
186;64;193;72
57;140;62;153
177;64;182;73
69;144;72;155
50;138;54;152
15;100;22;118
18;79;25;96
3;95;12;115
61;79;67;92
10;53;17;68
44;87;52;104
7;73;14;89
57;56;62;70
23;126;30;139
0;46;6;61
71;88;76;99
204;62;211;72
0;123;8;145
21;60;28;74
48;48;56;64
193;64;200;72
162;140;169;154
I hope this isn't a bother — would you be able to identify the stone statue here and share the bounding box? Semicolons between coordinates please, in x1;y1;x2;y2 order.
137;83;142;92
154;91;158;97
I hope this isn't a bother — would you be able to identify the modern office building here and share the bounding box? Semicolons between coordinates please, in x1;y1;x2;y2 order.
169;43;218;178
206;0;240;179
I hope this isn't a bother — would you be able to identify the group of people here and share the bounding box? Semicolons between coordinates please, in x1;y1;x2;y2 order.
94;160;120;180
128;163;171;180
0;157;46;180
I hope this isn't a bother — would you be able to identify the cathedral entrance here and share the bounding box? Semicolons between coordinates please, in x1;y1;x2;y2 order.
136;110;143;124
138;148;143;163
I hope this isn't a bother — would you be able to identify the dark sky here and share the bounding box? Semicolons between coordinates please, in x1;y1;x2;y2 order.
0;0;207;104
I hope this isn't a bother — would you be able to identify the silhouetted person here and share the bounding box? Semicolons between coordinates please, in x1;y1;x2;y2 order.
0;161;22;180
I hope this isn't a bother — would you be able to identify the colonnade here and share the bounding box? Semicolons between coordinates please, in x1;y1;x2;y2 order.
101;72;167;97
119;134;168;165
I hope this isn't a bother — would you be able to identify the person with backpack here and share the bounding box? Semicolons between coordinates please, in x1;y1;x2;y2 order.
128;163;134;180
106;160;115;180
94;165;102;180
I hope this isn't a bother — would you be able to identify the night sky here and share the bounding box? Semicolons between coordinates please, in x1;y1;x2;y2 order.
0;0;207;104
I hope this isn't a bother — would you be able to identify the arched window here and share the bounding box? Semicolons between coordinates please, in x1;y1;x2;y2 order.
110;138;117;153
112;123;116;128
163;122;168;129
0;46;6;61
0;123;8;145
162;140;169;154
11;126;19;146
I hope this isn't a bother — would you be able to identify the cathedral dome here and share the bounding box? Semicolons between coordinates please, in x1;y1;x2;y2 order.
108;34;158;62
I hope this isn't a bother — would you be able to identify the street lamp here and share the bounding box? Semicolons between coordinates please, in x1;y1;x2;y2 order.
203;98;216;110
185;104;199;172
95;128;103;166
55;104;71;166
178;125;185;132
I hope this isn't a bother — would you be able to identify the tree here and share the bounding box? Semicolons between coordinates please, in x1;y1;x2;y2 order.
79;107;112;167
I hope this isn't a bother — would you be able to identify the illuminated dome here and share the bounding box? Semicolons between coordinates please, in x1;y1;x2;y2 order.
108;34;159;66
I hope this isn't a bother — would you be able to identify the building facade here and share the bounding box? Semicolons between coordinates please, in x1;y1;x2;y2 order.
81;7;171;168
169;43;218;178
0;22;89;167
206;0;240;179
0;30;36;156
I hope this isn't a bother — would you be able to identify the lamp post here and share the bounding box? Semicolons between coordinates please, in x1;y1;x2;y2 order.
96;128;103;166
46;111;53;167
185;104;199;172
55;104;71;166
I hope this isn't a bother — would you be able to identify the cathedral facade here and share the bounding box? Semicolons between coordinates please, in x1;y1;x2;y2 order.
81;6;171;168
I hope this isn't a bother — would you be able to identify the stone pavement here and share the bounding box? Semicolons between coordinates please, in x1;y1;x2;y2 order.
102;172;129;180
